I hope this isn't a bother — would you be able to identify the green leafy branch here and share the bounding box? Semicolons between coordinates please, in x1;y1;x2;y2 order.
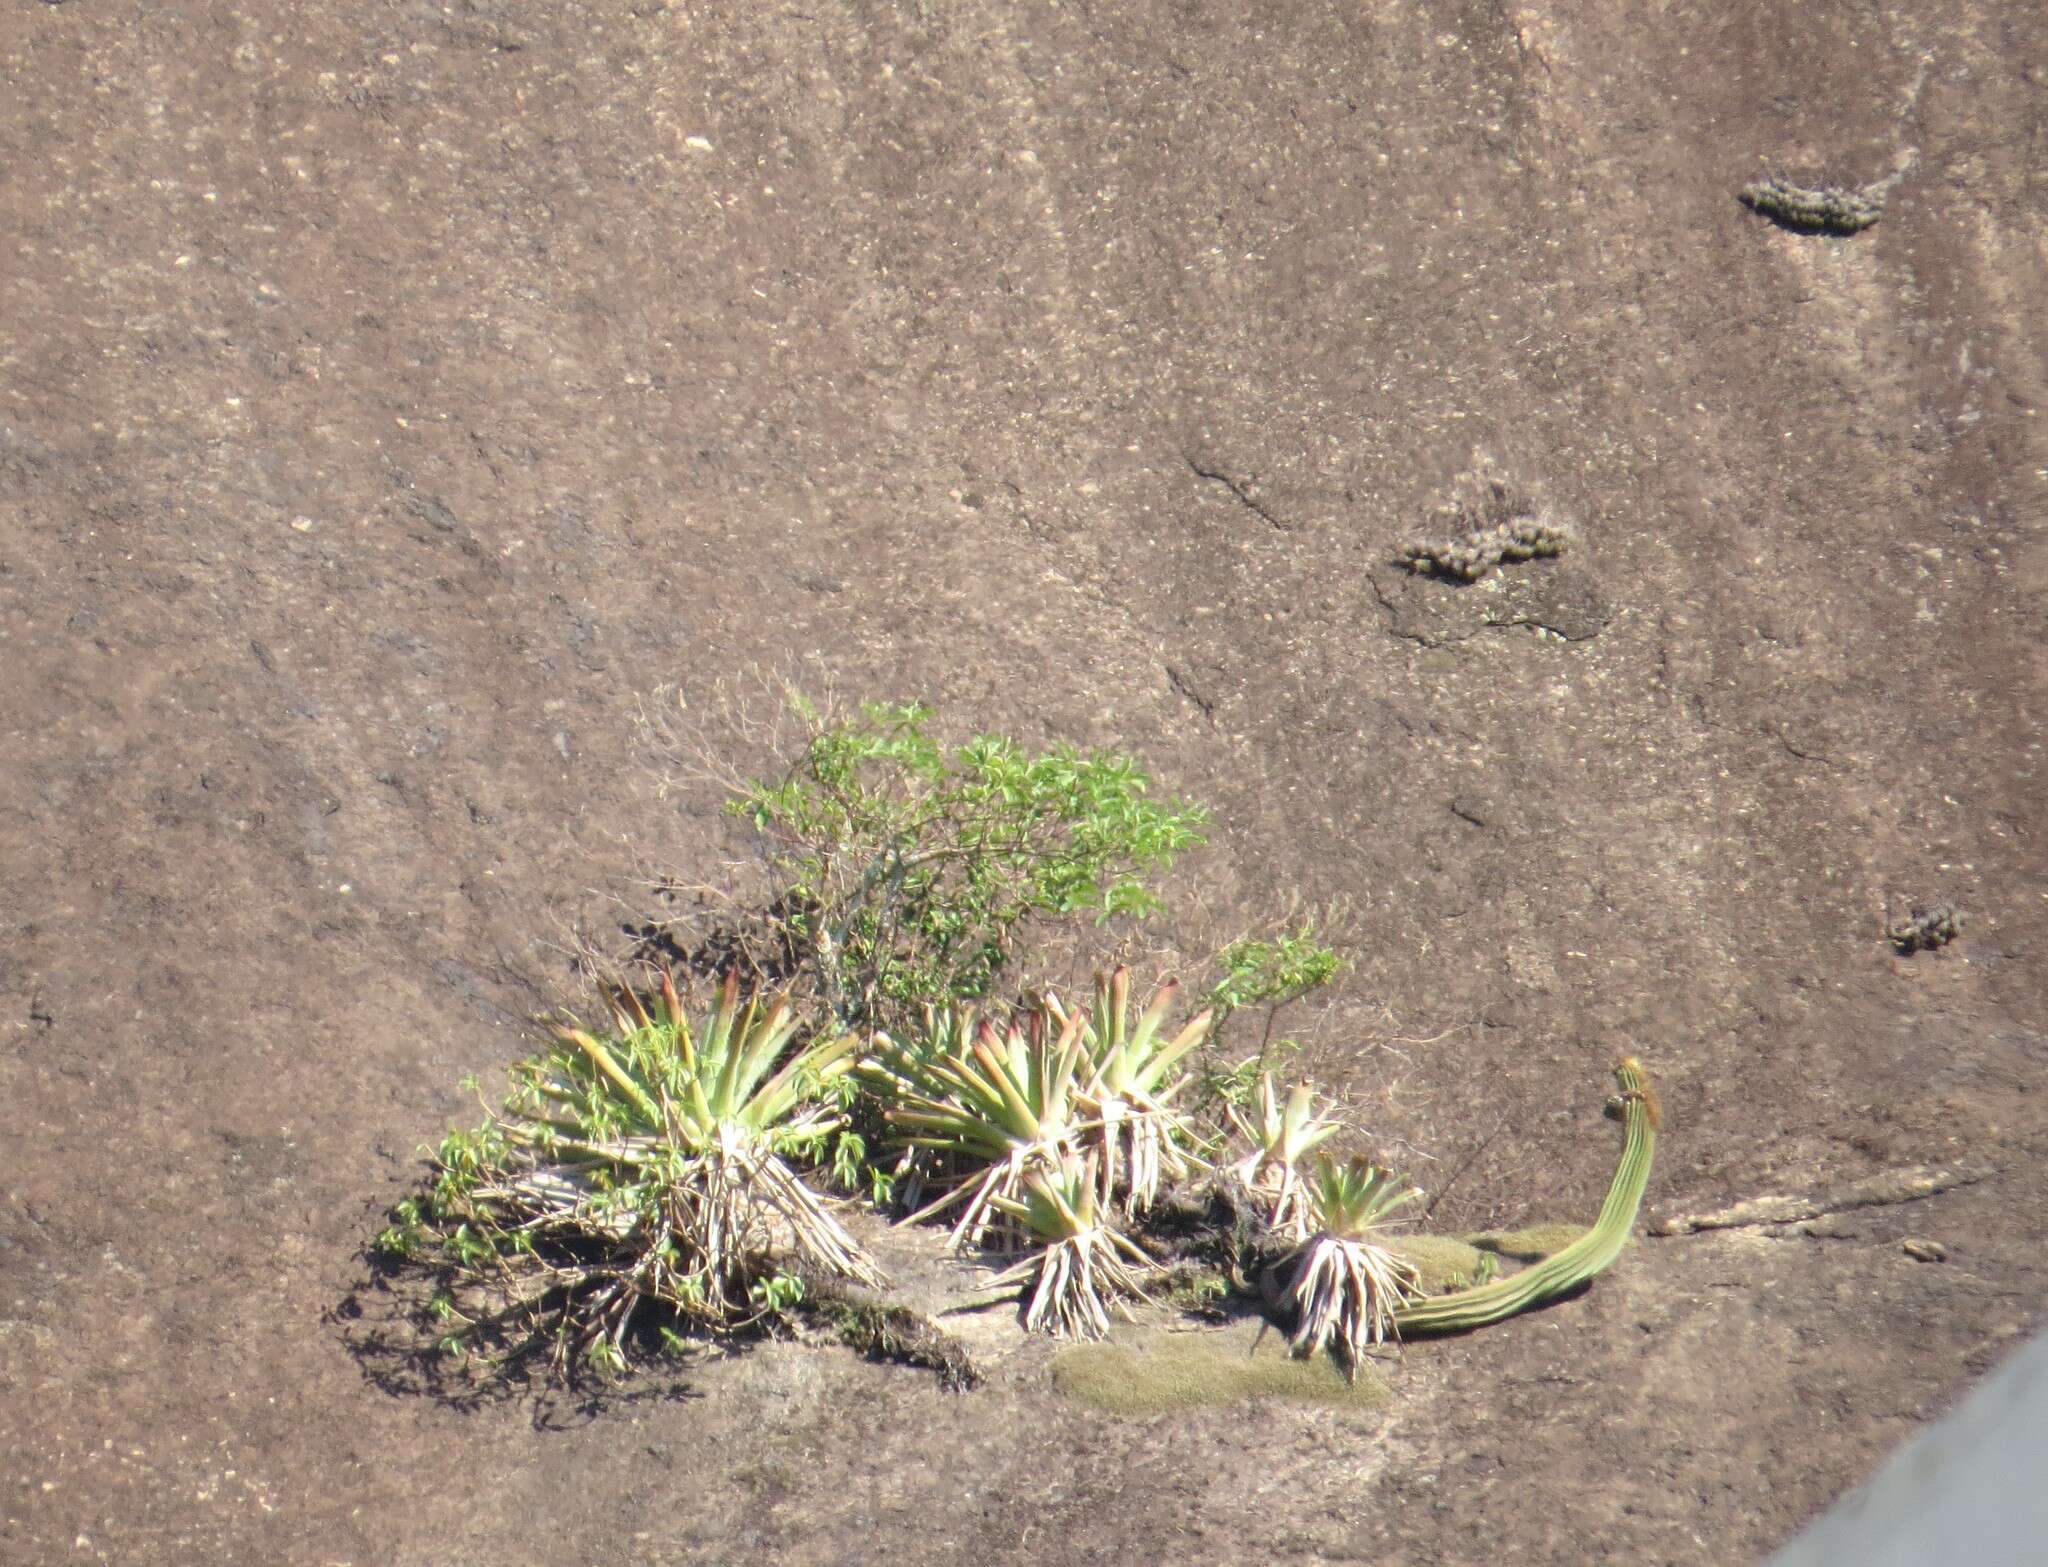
731;701;1208;1032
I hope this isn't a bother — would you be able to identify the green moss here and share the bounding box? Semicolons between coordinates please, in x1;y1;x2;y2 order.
1460;1222;1587;1262
1051;1319;1391;1418
1384;1234;1496;1294
1159;1263;1231;1316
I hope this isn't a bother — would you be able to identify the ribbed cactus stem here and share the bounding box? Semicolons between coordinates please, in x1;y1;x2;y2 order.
1392;1057;1659;1335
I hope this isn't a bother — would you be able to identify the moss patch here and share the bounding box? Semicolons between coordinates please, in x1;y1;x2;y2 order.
1159;1262;1232;1318
1461;1223;1586;1261
1384;1234;1496;1294
1051;1319;1391;1418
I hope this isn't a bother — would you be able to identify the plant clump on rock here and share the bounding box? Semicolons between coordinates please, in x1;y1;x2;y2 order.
375;969;878;1377
1397;477;1574;582
858;970;1212;1339
1738;175;1884;235
1226;1072;1345;1241
985;1157;1158;1339
1269;1156;1424;1380
372;694;1661;1387
1886;901;1963;954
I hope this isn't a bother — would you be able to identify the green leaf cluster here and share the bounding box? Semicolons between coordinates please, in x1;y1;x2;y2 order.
1203;922;1345;1024
732;702;1208;1029
862;969;1212;1251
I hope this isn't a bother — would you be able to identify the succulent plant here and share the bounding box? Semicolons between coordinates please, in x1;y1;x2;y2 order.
1274;1156;1423;1380
383;969;880;1374
985;1158;1155;1339
1048;966;1213;1214
865;969;1214;1245
1227;1073;1345;1240
863;1006;1090;1251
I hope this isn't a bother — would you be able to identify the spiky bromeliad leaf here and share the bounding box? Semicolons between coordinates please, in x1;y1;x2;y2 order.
1047;967;1213;1214
529;969;858;1159
1276;1156;1424;1378
862;1001;982;1208
1391;1057;1660;1335
985;1159;1155;1339
1228;1073;1344;1240
863;1006;1091;1251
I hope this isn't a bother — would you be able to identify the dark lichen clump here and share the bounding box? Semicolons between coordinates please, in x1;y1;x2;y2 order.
1397;479;1574;582
819;1298;982;1388
1738;176;1884;235
1887;902;1963;954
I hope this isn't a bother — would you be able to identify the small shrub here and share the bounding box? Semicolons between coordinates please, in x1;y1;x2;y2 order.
1194;917;1343;1121
1203;922;1346;1025
727;699;1208;1032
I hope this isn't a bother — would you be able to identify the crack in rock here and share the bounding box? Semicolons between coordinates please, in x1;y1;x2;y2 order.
1366;565;1612;648
1185;453;1287;531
